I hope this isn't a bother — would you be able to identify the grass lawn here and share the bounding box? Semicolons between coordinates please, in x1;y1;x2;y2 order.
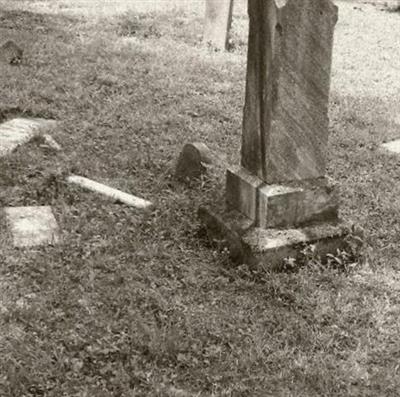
0;0;400;396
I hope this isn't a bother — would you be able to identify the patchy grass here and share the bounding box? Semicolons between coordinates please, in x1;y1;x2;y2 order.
0;1;400;396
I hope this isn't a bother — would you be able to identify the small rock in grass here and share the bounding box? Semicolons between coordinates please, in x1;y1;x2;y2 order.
41;133;62;151
381;139;400;154
0;40;23;65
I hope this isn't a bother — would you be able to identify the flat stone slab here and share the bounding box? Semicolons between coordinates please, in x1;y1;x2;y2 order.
5;206;60;247
0;118;57;157
198;205;356;269
381;140;400;154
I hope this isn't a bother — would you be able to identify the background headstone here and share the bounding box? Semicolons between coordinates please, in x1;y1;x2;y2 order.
204;0;234;50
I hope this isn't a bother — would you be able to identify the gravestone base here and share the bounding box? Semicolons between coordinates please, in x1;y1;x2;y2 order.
198;204;353;270
226;166;339;229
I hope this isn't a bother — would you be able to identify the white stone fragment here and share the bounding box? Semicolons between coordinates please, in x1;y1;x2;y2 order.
5;206;60;247
381;140;400;154
41;134;62;151
0;118;57;156
67;175;153;209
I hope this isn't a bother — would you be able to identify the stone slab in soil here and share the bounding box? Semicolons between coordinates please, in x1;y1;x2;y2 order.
0;118;57;157
381;140;400;155
5;206;60;247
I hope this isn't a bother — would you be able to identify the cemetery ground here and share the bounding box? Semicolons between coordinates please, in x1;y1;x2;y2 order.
0;0;400;395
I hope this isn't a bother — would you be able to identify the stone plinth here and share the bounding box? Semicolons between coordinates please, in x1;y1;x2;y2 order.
226;166;338;229
204;0;234;50
199;206;353;269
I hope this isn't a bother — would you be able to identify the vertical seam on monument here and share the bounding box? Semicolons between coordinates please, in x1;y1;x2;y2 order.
258;0;267;182
255;0;267;227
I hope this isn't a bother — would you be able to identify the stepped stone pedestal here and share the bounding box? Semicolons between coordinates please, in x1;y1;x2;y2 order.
199;0;359;268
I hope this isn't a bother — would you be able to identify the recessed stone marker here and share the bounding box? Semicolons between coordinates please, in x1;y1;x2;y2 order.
0;40;23;65
204;0;234;50
67;175;153;209
175;142;227;180
0;118;57;157
5;206;60;247
199;0;360;267
381;140;400;155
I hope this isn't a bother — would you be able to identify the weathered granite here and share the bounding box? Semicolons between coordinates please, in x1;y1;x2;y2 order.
5;206;59;247
226;165;338;228
241;0;338;183
0;118;57;157
204;0;234;50
199;206;352;269
197;0;359;267
258;177;338;228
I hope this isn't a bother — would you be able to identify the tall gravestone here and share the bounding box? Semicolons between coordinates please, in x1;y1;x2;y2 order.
199;0;358;266
204;0;234;51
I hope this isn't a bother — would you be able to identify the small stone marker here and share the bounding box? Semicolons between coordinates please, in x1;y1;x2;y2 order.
67;175;153;209
175;142;227;180
0;118;57;157
204;0;234;50
41;134;62;151
198;0;360;267
5;206;59;247
0;40;23;65
381;140;400;155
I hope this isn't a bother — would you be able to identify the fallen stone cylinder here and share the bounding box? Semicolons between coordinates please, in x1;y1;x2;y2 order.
67;175;153;209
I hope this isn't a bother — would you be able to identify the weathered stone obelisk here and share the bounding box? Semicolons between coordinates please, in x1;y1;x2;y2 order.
204;0;234;51
199;0;358;267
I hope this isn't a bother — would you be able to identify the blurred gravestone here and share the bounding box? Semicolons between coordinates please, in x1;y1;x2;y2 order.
199;0;360;267
204;0;234;50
